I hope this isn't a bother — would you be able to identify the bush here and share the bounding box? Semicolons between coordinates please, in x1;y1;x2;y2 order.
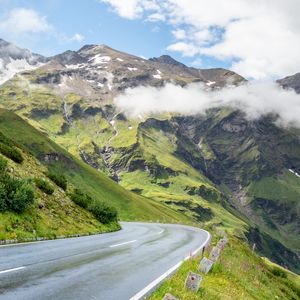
69;188;92;209
46;172;67;191
7;182;35;213
0;176;35;213
0;143;23;163
89;201;118;224
0;157;35;213
35;178;54;195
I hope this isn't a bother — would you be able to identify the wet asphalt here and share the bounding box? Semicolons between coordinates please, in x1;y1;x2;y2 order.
0;222;209;300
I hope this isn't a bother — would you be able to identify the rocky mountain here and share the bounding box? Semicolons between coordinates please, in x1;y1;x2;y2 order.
278;72;300;94
0;41;299;272
0;39;46;85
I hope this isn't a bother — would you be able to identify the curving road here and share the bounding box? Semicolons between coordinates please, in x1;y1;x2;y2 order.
0;222;210;300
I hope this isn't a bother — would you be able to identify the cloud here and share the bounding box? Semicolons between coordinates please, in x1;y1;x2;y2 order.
0;8;52;35
114;82;300;128
66;33;85;43
100;0;300;79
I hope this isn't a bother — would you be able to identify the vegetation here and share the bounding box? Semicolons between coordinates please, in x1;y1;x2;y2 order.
70;188;92;208
0;157;35;213
89;201;118;224
46;171;67;191
0;109;186;223
0;143;23;164
70;189;118;224
150;237;300;300
34;178;54;195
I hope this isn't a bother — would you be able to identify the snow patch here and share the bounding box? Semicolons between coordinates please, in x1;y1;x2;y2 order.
89;54;111;65
153;74;162;79
116;58;124;62
157;69;161;74
206;81;216;86
0;58;43;85
128;67;138;71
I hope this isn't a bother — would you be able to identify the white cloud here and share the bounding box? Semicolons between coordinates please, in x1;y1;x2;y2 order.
167;42;198;57
100;0;300;79
0;8;52;35
68;33;85;43
114;82;300;128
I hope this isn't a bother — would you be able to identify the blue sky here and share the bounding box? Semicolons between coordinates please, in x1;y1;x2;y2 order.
0;0;299;79
0;0;229;69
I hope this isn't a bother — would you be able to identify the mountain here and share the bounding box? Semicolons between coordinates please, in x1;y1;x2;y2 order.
0;39;46;85
278;72;300;94
0;42;299;272
0;108;189;242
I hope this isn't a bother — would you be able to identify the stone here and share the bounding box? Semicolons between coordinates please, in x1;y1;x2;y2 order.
199;257;214;274
184;271;202;293
216;238;228;250
162;293;179;300
209;246;221;262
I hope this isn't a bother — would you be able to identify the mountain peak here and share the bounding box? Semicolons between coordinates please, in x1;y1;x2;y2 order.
149;55;186;67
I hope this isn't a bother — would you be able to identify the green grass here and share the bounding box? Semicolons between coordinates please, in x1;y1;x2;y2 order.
150;237;300;300
0;109;187;223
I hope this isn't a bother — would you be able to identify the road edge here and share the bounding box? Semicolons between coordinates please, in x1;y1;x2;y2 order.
129;228;211;300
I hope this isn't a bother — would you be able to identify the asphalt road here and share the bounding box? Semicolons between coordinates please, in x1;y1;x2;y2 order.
0;222;210;300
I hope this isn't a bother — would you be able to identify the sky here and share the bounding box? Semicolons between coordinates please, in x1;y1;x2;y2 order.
0;0;299;79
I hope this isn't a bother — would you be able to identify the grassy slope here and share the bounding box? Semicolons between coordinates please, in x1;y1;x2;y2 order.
150;236;300;300
0;149;119;241
248;170;300;251
0;109;187;223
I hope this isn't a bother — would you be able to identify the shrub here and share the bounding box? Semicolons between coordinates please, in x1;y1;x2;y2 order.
46;172;67;191
89;201;118;224
0;143;23;163
0;157;35;213
69;188;92;209
7;182;35;213
35;178;54;195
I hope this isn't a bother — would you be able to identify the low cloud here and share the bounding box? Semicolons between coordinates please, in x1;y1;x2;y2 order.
114;82;300;127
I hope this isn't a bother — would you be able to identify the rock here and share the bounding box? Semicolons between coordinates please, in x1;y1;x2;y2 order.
162;293;179;300
216;238;228;250
184;271;202;293
199;257;214;274
209;246;221;262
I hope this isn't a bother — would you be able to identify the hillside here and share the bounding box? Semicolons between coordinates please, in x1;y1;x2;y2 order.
0;40;299;273
0;109;189;239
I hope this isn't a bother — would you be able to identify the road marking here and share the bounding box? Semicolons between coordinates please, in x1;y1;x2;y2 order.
157;230;164;235
109;240;137;248
0;266;26;275
129;229;211;300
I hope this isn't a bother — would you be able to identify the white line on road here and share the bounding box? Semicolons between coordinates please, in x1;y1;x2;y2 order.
109;240;137;248
0;266;26;275
129;229;211;300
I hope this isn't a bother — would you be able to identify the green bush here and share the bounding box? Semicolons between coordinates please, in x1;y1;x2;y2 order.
0;143;23;163
46;172;67;190
69;188;92;209
35;178;54;195
89;201;118;224
0;156;35;213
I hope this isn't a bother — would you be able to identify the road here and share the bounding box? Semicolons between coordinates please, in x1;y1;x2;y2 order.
0;222;210;300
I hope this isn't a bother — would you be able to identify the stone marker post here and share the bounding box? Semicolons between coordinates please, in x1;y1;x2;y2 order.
209;246;221;262
217;238;227;250
184;271;202;293
199;257;214;274
162;293;179;300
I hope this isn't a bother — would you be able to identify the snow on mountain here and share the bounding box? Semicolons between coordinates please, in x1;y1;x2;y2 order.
0;39;46;85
